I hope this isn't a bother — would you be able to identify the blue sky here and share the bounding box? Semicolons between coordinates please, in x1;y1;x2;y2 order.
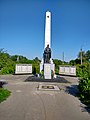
0;0;90;61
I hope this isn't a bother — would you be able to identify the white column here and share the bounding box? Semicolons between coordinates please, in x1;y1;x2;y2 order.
45;11;51;48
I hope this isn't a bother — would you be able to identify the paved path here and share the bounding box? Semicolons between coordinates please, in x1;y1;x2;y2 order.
0;75;90;120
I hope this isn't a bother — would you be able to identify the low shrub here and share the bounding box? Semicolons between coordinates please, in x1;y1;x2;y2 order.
0;88;11;103
0;66;15;74
77;63;90;107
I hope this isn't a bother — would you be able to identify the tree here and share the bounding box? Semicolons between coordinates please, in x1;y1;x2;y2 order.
69;60;75;65
78;50;86;63
33;57;41;63
53;59;62;65
11;55;19;62
0;49;11;69
11;55;29;63
75;59;81;64
78;51;85;59
85;50;90;61
53;59;63;74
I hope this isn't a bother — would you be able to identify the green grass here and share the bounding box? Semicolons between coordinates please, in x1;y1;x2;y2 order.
0;88;11;103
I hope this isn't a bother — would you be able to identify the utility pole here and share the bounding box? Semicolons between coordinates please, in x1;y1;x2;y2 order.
81;48;82;65
63;52;64;65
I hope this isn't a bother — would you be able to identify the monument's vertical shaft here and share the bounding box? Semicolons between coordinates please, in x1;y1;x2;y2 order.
45;11;51;48
40;11;55;78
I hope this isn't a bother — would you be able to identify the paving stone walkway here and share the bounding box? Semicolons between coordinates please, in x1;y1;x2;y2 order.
0;75;90;120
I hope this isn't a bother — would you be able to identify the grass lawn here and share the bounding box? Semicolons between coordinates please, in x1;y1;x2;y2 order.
0;88;11;103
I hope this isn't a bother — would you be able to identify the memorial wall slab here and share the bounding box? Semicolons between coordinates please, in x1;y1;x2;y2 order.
59;66;76;76
15;64;32;74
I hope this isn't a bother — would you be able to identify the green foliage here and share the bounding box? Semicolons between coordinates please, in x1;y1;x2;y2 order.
69;59;81;65
85;50;90;61
77;50;90;63
70;50;90;66
0;48;41;74
10;55;19;61
69;60;75;66
78;50;85;59
32;64;40;74
40;70;44;78
76;65;83;77
31;57;41;74
77;63;90;106
76;63;90;78
75;50;90;107
53;59;62;74
0;66;15;74
0;88;11;103
33;57;41;62
79;79;90;106
0;51;10;69
53;59;62;65
11;55;29;63
0;49;15;74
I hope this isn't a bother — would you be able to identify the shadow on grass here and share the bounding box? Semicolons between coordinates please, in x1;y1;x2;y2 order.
65;85;90;114
0;80;8;88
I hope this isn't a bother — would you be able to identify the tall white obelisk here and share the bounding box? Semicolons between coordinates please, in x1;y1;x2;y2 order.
40;11;55;79
45;11;51;48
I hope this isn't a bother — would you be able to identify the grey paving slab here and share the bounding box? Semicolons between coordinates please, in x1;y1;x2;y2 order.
0;75;90;120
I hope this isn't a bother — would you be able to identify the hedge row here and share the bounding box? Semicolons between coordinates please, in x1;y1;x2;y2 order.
77;63;90;107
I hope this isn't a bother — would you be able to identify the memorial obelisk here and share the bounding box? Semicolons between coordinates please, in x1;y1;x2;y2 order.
40;11;55;79
45;11;51;48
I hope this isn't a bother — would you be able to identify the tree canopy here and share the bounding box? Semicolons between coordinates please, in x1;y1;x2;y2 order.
0;48;90;74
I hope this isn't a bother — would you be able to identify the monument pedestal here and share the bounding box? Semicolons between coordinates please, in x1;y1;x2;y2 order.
44;64;51;79
40;63;55;79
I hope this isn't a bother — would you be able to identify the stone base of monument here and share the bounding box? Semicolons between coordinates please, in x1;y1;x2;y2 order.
25;75;69;83
44;63;51;79
40;63;55;79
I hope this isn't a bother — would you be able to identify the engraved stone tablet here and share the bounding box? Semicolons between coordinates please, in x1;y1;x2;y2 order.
59;66;76;76
44;63;51;79
15;64;32;74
